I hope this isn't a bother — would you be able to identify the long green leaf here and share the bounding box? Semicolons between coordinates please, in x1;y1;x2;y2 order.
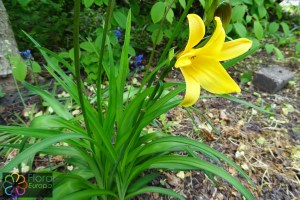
23;31;117;162
37;46;74;74
116;87;154;149
126;186;185;200
23;82;73;120
103;40;117;139
59;189;117;200
0;133;90;176
188;107;221;135
140;60;167;89
132;156;255;200
138;99;180;132
116;10;131;124
200;94;274;115
127;173;160;193
146;85;184;113
23;32;93;118
41;146;84;157
30;115;86;135
136;136;254;186
0;126;60;138
53;174;101;200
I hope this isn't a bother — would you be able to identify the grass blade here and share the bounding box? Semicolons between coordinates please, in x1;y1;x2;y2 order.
116;10;131;124
59;189;117;200
132;155;255;200
200;94;274;115
137;136;254;186
0;133;90;176
23;81;73;120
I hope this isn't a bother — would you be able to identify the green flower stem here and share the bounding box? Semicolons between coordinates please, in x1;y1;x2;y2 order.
143;0;194;98
12;74;27;173
144;0;176;77
13;78;26;109
18;136;28;172
73;0;92;138
188;106;222;135
96;0;115;124
158;0;194;65
29;60;43;110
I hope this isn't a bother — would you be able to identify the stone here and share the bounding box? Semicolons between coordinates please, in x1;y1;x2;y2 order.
0;0;20;76
253;65;294;93
0;74;16;93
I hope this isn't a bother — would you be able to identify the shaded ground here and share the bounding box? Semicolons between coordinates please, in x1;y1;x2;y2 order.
135;47;300;199
0;45;299;199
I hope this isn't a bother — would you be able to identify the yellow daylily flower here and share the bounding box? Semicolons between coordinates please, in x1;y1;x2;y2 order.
175;14;252;107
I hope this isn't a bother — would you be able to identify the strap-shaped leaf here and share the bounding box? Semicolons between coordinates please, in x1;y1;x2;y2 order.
116;10;131;124
23;82;73;120
0;133;91;177
136;136;254;186
126;186;184;200
131;155;255;200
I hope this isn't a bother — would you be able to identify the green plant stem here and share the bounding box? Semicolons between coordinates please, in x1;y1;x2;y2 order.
73;0;92;138
144;0;176;77
29;61;44;110
96;0;115;124
143;0;194;90
18;136;28;172
13;80;26;109
11;76;26;173
158;0;194;65
188;106;221;135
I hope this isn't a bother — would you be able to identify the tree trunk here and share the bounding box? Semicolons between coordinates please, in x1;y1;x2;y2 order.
0;0;19;77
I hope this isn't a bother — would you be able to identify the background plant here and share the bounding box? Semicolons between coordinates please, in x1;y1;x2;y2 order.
4;0;74;51
225;0;299;60
0;86;4;98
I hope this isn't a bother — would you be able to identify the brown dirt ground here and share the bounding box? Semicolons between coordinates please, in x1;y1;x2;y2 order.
134;47;300;199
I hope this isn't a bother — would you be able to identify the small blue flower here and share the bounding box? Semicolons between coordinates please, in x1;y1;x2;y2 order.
20;50;32;60
136;65;143;72
114;27;122;39
132;54;143;71
133;54;143;66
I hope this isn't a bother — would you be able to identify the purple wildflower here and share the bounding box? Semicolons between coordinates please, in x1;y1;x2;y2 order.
114;27;122;39
133;54;143;71
20;50;32;60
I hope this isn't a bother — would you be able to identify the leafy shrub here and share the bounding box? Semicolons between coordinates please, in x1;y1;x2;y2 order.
4;0;74;51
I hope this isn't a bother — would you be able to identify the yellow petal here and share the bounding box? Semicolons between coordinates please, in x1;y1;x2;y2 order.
180;68;201;107
183;14;205;54
200;17;225;55
190;56;241;94
175;55;192;68
218;38;253;61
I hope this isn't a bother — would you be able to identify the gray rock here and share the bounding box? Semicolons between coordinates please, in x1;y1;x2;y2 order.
253;65;294;93
0;0;20;76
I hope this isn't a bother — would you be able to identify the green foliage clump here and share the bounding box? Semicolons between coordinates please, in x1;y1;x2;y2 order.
4;0;74;51
0;86;5;98
226;0;299;60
